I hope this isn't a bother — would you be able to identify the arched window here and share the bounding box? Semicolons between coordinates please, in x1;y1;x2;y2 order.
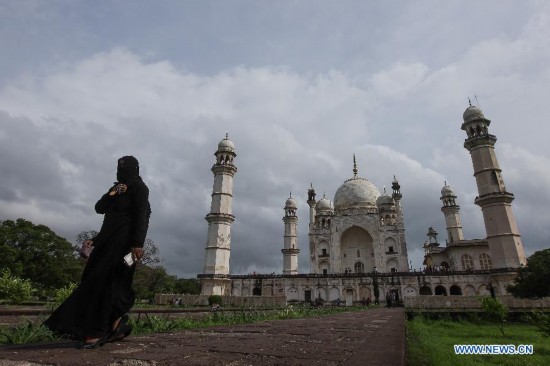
461;254;474;270
479;253;492;270
419;286;432;295
435;285;447;296
354;261;365;274
450;285;462;296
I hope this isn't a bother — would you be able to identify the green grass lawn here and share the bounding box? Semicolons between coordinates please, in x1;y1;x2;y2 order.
407;317;550;366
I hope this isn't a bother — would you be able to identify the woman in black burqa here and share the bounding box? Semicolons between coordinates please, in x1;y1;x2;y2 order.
44;156;151;348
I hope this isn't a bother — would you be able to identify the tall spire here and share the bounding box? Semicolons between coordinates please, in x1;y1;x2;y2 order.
353;154;358;177
201;134;237;296
462;103;526;268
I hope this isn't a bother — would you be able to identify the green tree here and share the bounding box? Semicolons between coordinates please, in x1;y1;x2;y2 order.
173;278;201;295
0;219;82;293
133;264;176;300
507;249;550;299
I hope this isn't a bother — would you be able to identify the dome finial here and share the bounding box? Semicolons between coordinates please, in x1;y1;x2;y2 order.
225;131;229;139
468;97;472;107
353;154;358;177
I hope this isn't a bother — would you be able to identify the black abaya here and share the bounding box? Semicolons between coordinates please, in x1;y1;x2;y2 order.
45;177;150;339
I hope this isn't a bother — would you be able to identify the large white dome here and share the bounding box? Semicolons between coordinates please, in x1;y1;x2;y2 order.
334;177;380;211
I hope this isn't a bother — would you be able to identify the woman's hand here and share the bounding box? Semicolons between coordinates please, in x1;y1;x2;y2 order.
80;240;94;259
109;184;128;196
131;247;144;261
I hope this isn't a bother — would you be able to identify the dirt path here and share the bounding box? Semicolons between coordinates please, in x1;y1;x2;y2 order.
0;307;405;366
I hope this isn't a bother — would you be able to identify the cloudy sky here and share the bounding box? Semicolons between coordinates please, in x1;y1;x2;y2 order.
1;0;550;278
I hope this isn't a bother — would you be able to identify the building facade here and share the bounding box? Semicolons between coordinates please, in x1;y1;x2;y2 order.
199;104;527;304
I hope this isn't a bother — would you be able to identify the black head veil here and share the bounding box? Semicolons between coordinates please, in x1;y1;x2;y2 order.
117;156;140;184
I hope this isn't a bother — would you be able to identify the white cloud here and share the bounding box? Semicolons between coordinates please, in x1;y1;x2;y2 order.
1;2;550;278
371;62;429;99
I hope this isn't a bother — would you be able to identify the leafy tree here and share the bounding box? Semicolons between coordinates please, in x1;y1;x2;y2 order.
133;264;176;300
173;278;201;295
0;219;82;293
507;249;550;299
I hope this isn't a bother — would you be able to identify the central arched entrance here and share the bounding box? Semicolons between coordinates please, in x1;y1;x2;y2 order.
340;226;374;273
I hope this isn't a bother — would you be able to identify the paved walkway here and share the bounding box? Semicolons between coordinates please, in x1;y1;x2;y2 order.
0;308;405;366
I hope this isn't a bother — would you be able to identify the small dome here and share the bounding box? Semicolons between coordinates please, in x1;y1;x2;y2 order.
285;196;297;208
217;135;235;153
334;177;380;211
376;193;394;207
463;105;485;123
316;196;333;212
441;184;455;197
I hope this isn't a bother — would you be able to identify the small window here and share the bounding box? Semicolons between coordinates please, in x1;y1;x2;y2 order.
389;246;394;253
322;249;327;255
322;269;328;275
343;253;347;258
357;250;360;258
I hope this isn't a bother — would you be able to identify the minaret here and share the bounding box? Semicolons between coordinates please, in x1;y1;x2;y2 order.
440;182;464;244
391;176;409;271
200;134;237;296
307;184;317;274
461;103;526;268
392;176;403;227
282;193;300;275
307;184;316;229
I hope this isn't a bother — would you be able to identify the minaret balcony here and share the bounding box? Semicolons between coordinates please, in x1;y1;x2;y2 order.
474;191;515;206
205;212;236;224
281;248;300;255
463;134;497;150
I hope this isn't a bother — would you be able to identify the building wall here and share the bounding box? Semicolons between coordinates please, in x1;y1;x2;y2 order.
226;270;516;304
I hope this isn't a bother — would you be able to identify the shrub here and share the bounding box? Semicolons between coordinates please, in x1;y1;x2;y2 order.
481;297;507;336
50;282;77;309
208;295;223;306
0;320;56;344
531;311;550;337
129;315;177;335
0;269;34;304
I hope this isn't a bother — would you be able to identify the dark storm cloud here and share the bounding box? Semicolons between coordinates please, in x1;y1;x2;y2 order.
1;1;550;278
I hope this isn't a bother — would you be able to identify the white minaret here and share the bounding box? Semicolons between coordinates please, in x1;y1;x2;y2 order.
461;103;526;268
440;182;464;243
200;133;237;296
282;193;300;274
391;176;409;271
